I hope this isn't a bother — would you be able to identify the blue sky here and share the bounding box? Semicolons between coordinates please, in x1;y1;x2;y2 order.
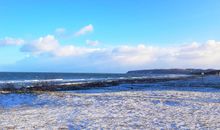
0;0;220;72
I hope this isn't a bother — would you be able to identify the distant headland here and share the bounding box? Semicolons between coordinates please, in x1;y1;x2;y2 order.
127;69;220;75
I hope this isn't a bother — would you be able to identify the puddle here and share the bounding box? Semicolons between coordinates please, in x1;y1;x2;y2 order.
0;94;37;108
151;100;161;105
163;100;181;106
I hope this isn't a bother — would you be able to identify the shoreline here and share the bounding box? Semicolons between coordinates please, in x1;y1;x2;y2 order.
1;75;220;129
0;75;196;93
1;78;220;129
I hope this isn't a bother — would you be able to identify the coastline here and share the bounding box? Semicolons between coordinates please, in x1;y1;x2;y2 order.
0;75;194;93
0;75;220;129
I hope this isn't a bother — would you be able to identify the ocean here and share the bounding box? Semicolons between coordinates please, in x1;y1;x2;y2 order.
0;72;135;88
0;72;186;88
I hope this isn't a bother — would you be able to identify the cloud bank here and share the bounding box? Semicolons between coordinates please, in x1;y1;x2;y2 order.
1;24;220;72
18;34;220;72
21;35;101;57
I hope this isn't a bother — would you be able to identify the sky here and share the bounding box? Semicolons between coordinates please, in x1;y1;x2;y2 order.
0;0;220;73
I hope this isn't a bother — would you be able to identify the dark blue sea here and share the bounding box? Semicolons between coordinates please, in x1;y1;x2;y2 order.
0;72;185;88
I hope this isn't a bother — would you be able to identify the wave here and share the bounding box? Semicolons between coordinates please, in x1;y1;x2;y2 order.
0;74;189;89
0;79;64;84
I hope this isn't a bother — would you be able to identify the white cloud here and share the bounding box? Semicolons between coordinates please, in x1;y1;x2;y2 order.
96;40;220;69
21;35;59;55
54;45;101;57
21;35;100;57
86;40;100;46
111;44;158;66
0;37;25;46
171;40;220;68
75;24;94;36
20;37;220;71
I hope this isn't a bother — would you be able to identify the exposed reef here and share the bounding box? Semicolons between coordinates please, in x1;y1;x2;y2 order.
0;76;194;93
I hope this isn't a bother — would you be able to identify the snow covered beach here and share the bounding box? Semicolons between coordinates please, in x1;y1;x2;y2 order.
0;76;220;129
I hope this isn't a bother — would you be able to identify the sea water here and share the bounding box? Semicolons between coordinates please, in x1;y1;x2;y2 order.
0;72;187;88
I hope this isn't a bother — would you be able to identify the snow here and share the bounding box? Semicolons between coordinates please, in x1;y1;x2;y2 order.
0;76;220;129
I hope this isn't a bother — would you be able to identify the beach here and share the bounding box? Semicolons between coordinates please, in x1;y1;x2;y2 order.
1;76;220;129
1;1;220;129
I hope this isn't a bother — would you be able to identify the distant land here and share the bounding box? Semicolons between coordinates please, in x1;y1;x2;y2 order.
127;69;220;75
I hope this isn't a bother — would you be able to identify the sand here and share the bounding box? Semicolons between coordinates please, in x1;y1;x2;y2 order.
0;76;220;129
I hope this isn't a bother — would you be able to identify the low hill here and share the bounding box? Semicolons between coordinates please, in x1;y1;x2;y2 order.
127;69;220;75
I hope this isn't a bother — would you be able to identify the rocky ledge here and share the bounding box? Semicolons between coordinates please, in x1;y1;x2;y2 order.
0;76;194;93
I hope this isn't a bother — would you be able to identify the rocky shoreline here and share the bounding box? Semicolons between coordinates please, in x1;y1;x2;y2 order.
1;75;220;129
0;76;195;93
1;79;220;129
